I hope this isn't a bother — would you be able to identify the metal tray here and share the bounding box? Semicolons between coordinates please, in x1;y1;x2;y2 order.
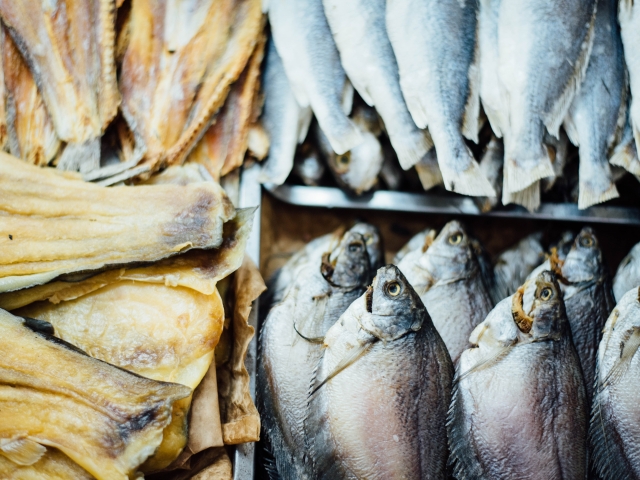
265;184;640;226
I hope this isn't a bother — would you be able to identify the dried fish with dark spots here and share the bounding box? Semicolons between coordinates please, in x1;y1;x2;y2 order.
258;230;376;479
614;242;640;302
266;0;361;155
307;265;453;479
449;271;588;479
493;232;544;302
398;220;494;362
387;0;496;197
322;0;431;170
0;0;119;173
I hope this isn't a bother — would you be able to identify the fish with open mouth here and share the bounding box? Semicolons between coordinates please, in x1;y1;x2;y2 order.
590;287;640;480
449;270;588;479
258;229;376;479
614;241;640;302
306;265;453;479
397;220;494;362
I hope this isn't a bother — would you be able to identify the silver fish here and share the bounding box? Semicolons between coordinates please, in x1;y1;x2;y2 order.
393;228;436;265
397;220;494;362
619;0;640;157
258;230;374;479
610;111;640;176
386;0;496;197
564;0;626;210
476;135;504;212
449;271;588;479
498;0;597;209
614;242;640;303
493;231;545;302
293;144;326;186
266;0;361;155
260;39;313;185
590;287;640;480
306;265;453;479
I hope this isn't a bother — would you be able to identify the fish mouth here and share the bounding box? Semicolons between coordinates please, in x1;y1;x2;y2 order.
512;284;533;333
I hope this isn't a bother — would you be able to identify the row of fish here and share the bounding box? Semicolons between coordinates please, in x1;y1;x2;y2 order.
260;0;640;212
258;219;640;479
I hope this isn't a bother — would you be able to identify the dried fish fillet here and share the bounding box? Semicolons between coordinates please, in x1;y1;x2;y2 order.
0;0;120;172
0;309;191;480
119;0;263;175
0;448;93;480
0;152;235;293
1;25;61;167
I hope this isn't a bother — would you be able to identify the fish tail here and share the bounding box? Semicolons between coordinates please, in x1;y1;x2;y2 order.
502;181;541;212
578;150;619;210
503;141;555;194
392;129;433;171
609;135;640;175
579;181;619;211
57;138;101;173
414;147;442;191
315;111;362;156
436;140;496;197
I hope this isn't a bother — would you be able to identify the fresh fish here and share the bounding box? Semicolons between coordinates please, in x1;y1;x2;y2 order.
563;0;626;209
610;111;640;176
266;0;361;155
258;230;377;479
0;0;120;172
398;220;494;362
619;0;640;157
493;231;545;301
476;135;504;212
307;265;453;479
293;144;326;186
317;106;384;194
614;242;640;302
322;0;431;170
590;287;640;480
386;0;496;197
393;228;436;265
498;0;597;209
449;270;588;479
260;39;312;185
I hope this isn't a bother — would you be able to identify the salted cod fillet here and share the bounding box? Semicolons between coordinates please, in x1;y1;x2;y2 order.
0;152;235;293
0;0;120;173
0;309;191;480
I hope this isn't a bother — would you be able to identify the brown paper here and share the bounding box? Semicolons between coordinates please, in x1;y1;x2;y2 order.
150;448;232;480
188;362;224;451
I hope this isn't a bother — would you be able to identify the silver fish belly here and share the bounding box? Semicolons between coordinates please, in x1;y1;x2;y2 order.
614;242;640;302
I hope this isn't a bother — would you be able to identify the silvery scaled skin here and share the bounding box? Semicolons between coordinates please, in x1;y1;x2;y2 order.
559;227;615;401
265;0;361;155
564;0;626;209
259;39;312;185
476;136;504;213
397;221;494;362
322;0;431;170
393;228;436;265
258;230;375;479
619;0;640;157
449;271;588;479
591;287;640;480
614;242;640;302
307;265;453;479
386;0;496;197
493;231;545;302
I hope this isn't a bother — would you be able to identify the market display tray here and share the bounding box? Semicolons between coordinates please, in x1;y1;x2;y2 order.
265;184;640;226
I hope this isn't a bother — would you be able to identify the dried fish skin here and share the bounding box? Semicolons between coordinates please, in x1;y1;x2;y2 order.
614;242;640;303
0;448;93;480
1;25;60;167
620;0;640;157
449;271;587;480
476;135;504;212
493;231;544;302
0;0;120;172
307;265;453;479
611;108;640;176
0;153;235;293
590;288;640;480
0;309;191;480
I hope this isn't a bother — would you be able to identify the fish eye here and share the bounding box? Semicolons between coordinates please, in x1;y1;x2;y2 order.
337;153;351;166
448;233;463;245
386;281;401;297
579;235;594;248
540;287;553;301
348;242;363;253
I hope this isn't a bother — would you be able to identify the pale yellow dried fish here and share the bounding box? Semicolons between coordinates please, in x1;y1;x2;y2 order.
0;448;93;480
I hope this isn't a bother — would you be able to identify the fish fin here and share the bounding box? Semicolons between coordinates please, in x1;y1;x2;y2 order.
455;345;513;384
543;6;597;138
502;181;541;212
297;106;313;144
462;33;481;143
483;103;504;139
610;132;640;175
57;138;101;173
503;144;555;194
414;148;443;190
341;80;355;115
292;294;329;347
438;148;496;197
394;129;433;171
563;115;580;147
0;438;46;466
578;179;619;210
600;326;640;391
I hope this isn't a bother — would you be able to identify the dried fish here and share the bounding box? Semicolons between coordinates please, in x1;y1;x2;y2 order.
476;135;504;212
619;0;640;158
393;228;436;265
610;112;640;176
0;448;92;480
293;143;326;186
614;242;640;303
493;232;545;301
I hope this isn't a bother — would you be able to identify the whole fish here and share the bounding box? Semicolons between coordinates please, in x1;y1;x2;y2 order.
493;231;545;301
306;265;453;479
476;135;504;212
619;0;640;156
397;220;494;362
316;106;384;194
449;270;588;479
293;143;326;186
613;242;640;302
498;0;597;210
259;39;312;185
258;230;376;479
558;227;615;401
386;0;496;197
266;0;361;155
322;0;431;170
590;287;640;480
564;0;626;210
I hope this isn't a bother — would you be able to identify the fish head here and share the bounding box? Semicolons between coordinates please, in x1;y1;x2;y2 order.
294;145;325;186
562;227;604;284
515;270;566;341
327;130;383;195
322;231;371;289
418;221;477;283
360;265;427;342
349;222;384;271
